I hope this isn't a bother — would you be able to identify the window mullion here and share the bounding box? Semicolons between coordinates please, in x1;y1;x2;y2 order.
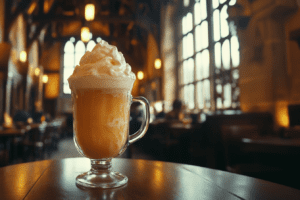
192;1;197;110
206;0;216;111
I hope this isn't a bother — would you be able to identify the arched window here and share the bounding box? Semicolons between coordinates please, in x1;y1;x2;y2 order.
179;0;240;111
62;38;98;94
87;40;96;51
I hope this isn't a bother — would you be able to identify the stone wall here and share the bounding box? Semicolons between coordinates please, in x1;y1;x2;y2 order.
161;2;178;111
232;0;299;128
286;6;300;105
0;0;4;42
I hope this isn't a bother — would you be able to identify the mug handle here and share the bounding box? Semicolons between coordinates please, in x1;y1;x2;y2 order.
129;96;150;145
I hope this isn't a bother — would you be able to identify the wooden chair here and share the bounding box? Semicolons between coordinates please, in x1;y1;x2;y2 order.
221;125;282;175
203;112;275;170
188;123;209;166
22;123;47;162
0;141;9;167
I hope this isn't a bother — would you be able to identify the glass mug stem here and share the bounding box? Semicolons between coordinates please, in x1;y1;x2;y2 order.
75;95;150;189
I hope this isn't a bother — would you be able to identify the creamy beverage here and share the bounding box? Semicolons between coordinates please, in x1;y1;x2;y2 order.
68;40;136;159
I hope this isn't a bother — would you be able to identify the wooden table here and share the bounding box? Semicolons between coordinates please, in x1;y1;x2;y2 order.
0;127;28;166
0;158;300;200
0;127;26;137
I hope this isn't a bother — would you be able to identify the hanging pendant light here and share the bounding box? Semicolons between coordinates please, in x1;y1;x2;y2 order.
154;58;162;69
85;4;95;21
81;27;90;42
20;51;27;62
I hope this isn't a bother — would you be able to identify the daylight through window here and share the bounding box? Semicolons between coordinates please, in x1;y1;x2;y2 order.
179;0;240;111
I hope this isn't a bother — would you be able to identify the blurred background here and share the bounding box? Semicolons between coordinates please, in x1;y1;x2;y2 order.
1;0;300;190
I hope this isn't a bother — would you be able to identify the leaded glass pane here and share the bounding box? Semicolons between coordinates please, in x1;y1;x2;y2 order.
64;84;71;94
185;84;195;109
217;98;222;109
232;69;239;80
231;36;240;67
224;83;231;108
204;79;210;108
201;21;209;49
216;84;222;94
87;40;96;51
75;52;85;66
194;2;201;25
183;13;193;34
75;41;85;53
212;0;219;9
213;10;220;41
215;42;221;68
187;58;195;83
184;0;190;7
200;0;207;20
64;68;74;82
222;39;230;69
229;0;237;5
195;25;201;51
202;50;210;78
186;33;194;58
220;5;229;38
197;82;204;109
183;60;189;84
196;52;202;80
64;53;74;67
64;41;74;53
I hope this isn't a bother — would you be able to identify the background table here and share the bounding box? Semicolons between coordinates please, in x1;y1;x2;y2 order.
0;158;300;200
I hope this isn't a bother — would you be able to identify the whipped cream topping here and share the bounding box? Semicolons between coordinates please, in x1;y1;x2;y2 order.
68;40;136;90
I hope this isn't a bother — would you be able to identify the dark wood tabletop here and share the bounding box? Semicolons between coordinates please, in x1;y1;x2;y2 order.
0;158;300;200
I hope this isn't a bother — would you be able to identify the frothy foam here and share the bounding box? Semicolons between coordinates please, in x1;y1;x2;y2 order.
68;40;136;90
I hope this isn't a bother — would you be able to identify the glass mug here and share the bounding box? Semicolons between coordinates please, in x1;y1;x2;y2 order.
71;88;150;188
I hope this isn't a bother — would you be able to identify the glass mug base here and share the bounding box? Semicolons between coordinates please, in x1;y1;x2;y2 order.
76;171;128;189
76;159;128;189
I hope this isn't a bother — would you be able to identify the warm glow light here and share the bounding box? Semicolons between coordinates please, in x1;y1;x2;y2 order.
27;118;33;124
44;0;49;13
43;75;48;83
151;82;157;89
41;115;46;122
27;2;37;15
20;51;27;62
276;101;289;127
137;71;144;80
154;58;162;69
153;162;164;191
81;27;90;42
85;4;95;21
4;113;13;128
45;74;60;99
35;68;40;76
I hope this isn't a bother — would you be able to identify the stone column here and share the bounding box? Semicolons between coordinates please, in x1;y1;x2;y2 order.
161;2;178;111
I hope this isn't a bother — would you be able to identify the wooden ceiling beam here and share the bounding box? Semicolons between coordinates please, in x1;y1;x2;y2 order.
4;0;33;41
27;23;49;50
32;15;135;24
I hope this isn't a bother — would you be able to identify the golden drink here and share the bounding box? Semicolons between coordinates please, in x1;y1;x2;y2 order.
73;88;130;159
